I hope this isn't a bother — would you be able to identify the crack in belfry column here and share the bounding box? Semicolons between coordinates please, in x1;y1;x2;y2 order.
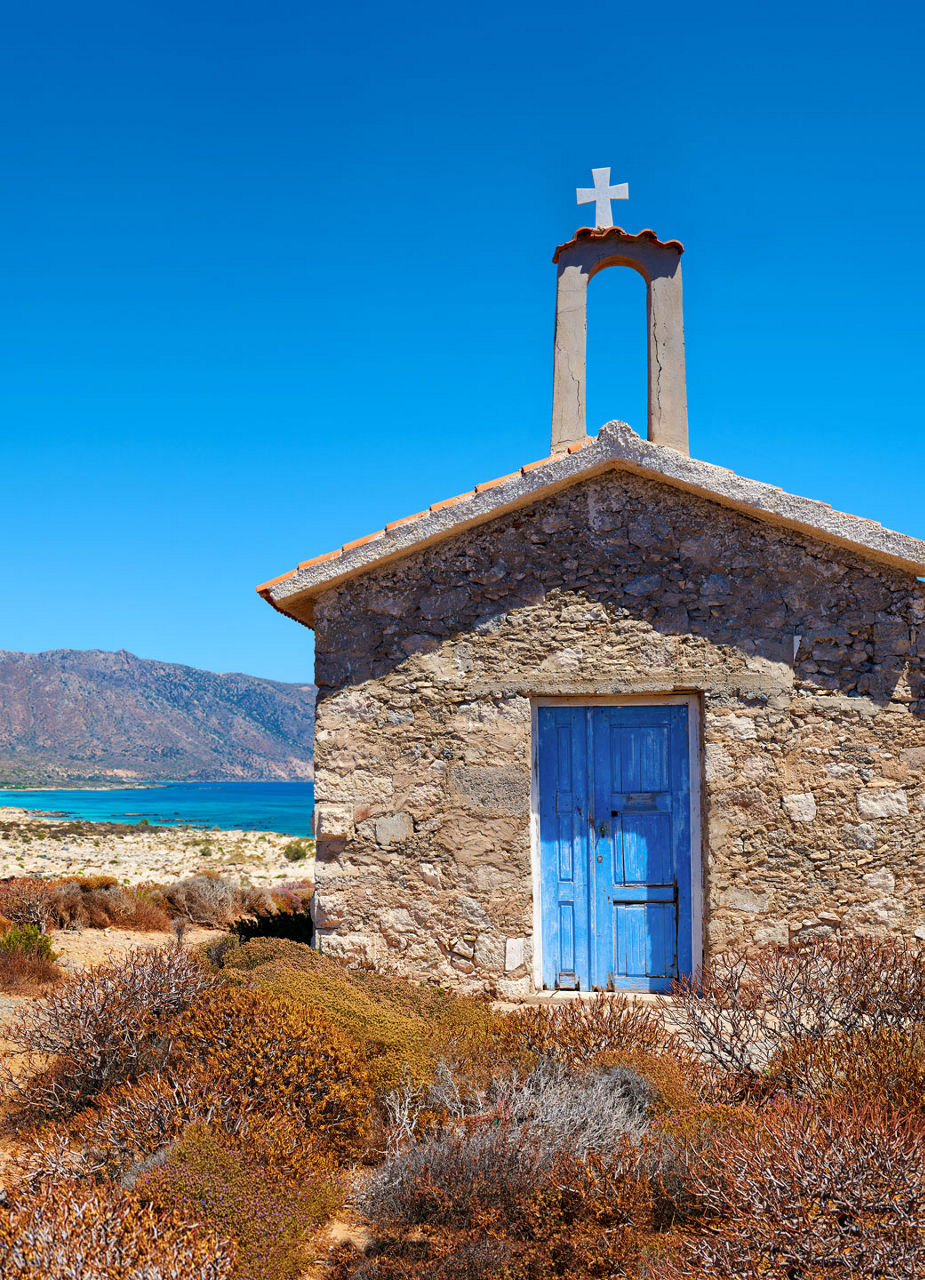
551;230;689;456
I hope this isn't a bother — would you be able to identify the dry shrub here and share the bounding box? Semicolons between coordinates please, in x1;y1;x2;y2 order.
660;1101;925;1279
3;945;218;1121
139;1120;344;1280
50;876;170;931
162;873;240;925
0;877;54;930
669;935;925;1092
218;937;506;1092
507;991;682;1067
0;1179;235;1279
155;875;312;931
336;1132;650;1280
348;1056;664;1279
588;1046;701;1117
169;985;373;1157
770;1024;925;1115
11;1070;254;1188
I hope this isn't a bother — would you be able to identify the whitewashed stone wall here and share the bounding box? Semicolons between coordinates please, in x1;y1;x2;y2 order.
311;471;925;996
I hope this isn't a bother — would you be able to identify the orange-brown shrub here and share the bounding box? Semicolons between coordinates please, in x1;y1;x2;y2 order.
769;1025;925;1115
50;877;171;931
507;991;683;1066
659;1101;925;1279
0;1179;235;1279
332;1134;651;1280
0;877;54;930
169;985;374;1157
139;1120;344;1280
587;1046;701;1117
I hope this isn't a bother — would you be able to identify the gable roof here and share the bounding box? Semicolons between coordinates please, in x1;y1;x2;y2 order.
258;421;925;629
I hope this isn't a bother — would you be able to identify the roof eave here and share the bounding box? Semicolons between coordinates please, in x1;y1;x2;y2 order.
259;422;925;630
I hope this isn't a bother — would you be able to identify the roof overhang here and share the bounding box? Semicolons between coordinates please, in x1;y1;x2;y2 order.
258;421;925;629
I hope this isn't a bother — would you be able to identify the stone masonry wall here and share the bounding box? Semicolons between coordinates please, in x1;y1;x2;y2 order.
311;470;925;997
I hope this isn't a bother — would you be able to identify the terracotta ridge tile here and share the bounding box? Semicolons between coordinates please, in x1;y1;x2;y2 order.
522;456;553;473
430;492;472;512
475;471;521;493
343;531;385;552
298;548;342;570
385;510;427;531
255;569;298;593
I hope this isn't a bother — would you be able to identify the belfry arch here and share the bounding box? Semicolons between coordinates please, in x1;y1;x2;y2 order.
551;227;689;456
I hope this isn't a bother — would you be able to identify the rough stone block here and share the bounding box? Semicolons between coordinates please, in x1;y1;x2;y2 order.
313;803;354;840
374;812;414;847
857;789;909;819
447;765;529;816
505;936;527;971
782;793;817;823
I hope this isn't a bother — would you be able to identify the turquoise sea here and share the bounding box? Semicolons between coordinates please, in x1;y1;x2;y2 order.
0;781;315;836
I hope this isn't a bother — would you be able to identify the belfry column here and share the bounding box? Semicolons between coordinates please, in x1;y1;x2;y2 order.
550;227;689;456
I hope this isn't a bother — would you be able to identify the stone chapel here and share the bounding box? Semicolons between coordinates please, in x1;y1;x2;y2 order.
258;220;925;999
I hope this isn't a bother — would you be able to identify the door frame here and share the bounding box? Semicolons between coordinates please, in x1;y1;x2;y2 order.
530;693;703;991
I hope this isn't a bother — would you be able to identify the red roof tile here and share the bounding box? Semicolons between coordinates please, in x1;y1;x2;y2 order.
298;548;342;570
553;226;684;263
385;510;428;532
342;531;384;552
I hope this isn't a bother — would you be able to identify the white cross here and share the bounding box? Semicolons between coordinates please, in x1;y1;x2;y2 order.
576;167;629;228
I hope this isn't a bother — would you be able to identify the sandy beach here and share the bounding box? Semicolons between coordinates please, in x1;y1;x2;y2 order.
0;806;312;886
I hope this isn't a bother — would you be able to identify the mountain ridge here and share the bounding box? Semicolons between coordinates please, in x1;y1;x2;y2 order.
0;648;315;786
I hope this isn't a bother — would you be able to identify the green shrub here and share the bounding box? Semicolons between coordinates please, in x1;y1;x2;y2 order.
282;838;314;863
0;923;62;994
0;923;58;962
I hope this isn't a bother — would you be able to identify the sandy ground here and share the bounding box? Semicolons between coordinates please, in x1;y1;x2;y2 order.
0;806;311;886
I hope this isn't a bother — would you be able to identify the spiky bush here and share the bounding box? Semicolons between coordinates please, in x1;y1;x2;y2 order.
659;1101;925;1279
0;1180;235;1279
0;876;54;930
3;946;218;1121
769;1024;925;1115
507;991;684;1066
169;986;373;1157
669;935;925;1093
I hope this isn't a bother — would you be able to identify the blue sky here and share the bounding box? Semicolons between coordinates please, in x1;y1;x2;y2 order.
2;1;923;683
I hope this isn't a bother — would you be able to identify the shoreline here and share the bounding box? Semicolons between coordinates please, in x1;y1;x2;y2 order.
0;806;314;887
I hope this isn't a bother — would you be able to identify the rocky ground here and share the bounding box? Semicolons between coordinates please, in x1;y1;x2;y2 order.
0;807;312;886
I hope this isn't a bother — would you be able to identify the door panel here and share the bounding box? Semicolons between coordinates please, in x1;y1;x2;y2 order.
539;703;692;993
538;707;591;989
620;812;672;885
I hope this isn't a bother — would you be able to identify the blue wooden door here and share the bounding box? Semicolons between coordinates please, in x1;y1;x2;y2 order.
538;704;691;993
